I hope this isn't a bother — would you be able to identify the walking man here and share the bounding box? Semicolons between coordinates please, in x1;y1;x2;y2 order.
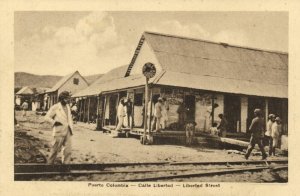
265;114;275;156
245;109;268;160
45;91;73;164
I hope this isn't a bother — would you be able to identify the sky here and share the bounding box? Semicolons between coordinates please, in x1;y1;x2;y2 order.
14;11;288;76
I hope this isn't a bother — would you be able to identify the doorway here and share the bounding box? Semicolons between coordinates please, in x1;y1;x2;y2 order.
224;95;241;132
184;95;195;123
108;94;118;125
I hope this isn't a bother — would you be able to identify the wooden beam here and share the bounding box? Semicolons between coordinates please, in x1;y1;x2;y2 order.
87;97;90;124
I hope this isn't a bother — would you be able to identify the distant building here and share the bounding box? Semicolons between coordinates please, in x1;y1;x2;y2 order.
15;86;50;111
44;71;88;110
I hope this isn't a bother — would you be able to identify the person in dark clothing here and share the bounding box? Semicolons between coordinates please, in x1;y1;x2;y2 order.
126;98;133;128
217;114;228;137
245;108;268;160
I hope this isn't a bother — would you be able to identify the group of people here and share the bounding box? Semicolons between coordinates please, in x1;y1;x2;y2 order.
265;114;282;156
115;97;133;132
245;109;282;160
43;90;284;164
209;113;228;137
148;97;169;132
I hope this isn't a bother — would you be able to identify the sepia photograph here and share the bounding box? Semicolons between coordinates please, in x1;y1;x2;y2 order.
13;11;288;183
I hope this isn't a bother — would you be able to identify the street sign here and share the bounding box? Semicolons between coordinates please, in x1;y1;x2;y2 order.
142;62;156;78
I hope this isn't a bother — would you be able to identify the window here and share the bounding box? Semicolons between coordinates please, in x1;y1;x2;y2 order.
73;78;79;85
134;93;143;106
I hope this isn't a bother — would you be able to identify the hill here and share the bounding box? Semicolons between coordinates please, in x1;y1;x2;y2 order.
15;72;103;88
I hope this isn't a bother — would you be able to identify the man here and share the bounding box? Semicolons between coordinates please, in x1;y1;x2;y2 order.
161;97;169;130
152;97;163;132
21;100;29;117
265;114;275;156
126;98;133;128
44;91;73;164
71;101;78;124
115;98;126;132
245;109;268;160
217;114;228;137
185;121;197;146
271;117;282;156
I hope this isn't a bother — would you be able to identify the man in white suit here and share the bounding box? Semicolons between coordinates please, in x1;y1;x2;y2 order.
45;91;73;164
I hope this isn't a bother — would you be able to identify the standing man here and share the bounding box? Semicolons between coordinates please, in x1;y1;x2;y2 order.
71;101;78;124
271;117;282;156
115;98;126;132
126;98;133;128
152;97;163;132
161;97;169;130
265;114;275;156
217;114;228;137
45;91;73;164
245;109;268;160
21;100;29;117
185;121;196;146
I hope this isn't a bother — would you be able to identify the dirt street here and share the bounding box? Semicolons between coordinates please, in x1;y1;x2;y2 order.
15;111;287;164
14;111;288;182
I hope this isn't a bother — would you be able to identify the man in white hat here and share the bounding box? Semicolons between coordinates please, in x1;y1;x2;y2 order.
265;114;275;156
271;117;282;156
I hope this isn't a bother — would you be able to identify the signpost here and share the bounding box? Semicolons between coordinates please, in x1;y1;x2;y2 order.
142;62;156;144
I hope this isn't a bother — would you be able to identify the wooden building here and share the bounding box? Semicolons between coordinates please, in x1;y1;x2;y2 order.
73;32;288;137
44;71;88;110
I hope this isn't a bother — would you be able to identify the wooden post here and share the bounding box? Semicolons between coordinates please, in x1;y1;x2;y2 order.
115;93;120;127
149;87;153;132
143;77;149;144
265;98;269;127
132;90;135;128
83;98;86;122
96;96;100;129
211;94;215;126
102;95;107;128
87;97;91;124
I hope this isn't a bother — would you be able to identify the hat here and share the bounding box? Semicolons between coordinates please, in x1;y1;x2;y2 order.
58;91;70;100
275;117;281;122
268;114;275;118
254;108;262;115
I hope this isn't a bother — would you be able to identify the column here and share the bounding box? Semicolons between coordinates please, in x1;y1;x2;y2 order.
240;96;248;133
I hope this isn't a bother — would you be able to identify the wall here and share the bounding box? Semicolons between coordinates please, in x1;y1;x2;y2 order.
58;72;88;96
194;93;224;131
130;41;162;76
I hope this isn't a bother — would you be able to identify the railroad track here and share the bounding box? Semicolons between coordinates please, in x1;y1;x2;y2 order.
15;159;288;181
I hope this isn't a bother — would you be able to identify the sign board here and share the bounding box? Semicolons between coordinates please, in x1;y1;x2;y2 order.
142;62;156;78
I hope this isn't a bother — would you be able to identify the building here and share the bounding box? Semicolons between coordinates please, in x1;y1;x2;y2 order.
72;65;128;124
15;86;50;111
73;31;288;137
44;71;89;110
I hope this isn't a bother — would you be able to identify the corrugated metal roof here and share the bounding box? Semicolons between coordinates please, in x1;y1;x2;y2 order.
73;65;132;97
143;32;288;98
156;71;287;98
16;86;34;95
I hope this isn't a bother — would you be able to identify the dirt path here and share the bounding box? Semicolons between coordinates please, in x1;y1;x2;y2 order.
15;111;287;164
